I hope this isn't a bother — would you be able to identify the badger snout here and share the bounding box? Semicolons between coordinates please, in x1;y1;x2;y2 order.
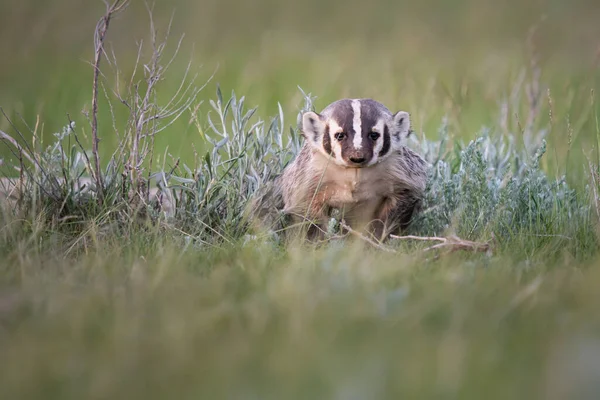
346;150;368;166
349;156;367;165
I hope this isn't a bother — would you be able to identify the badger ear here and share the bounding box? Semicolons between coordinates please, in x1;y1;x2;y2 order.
392;111;411;139
302;111;326;147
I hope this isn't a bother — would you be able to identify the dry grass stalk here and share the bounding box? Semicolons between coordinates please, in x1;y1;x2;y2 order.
586;155;600;221
105;3;207;204
338;220;492;255
391;233;493;254
0;130;34;165
338;220;396;253
91;0;130;203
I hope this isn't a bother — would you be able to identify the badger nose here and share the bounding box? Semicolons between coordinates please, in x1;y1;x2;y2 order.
349;156;366;165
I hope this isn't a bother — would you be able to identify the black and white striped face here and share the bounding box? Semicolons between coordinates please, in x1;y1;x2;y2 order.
302;99;411;167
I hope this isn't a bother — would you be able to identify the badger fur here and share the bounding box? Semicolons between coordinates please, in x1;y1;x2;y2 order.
250;98;428;242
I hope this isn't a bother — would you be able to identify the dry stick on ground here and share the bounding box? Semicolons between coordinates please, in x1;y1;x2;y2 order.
339;220;492;255
391;233;493;254
91;0;130;203
338;221;397;253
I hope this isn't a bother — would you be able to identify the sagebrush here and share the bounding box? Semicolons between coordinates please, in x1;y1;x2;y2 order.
0;4;597;260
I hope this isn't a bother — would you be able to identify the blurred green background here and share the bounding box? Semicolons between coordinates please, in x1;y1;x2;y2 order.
2;4;600;398
1;0;599;179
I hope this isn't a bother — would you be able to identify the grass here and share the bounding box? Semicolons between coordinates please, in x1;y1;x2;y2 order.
0;240;597;399
1;0;600;398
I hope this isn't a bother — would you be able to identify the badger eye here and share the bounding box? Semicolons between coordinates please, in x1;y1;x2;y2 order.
369;131;380;140
334;132;346;141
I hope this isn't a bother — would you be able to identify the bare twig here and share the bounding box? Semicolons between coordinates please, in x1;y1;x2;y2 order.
585;153;600;221
391;233;493;254
337;218;493;255
339;220;396;253
0;129;35;165
67;114;95;185
389;234;444;242
0;112;59;200
102;4;208;206
91;0;130;202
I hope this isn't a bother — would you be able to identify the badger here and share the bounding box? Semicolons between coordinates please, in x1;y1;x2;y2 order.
249;98;428;243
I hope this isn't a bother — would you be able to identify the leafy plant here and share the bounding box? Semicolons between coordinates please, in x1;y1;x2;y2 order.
0;4;597;260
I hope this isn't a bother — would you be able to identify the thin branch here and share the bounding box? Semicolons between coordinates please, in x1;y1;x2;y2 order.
67;114;95;184
0;129;35;164
586;153;600;221
0;108;41;168
391;233;493;254
389;234;444;242
91;0;130;202
339;220;396;253
0;111;59;199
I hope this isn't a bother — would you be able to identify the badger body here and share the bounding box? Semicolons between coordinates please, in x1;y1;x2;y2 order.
277;98;428;241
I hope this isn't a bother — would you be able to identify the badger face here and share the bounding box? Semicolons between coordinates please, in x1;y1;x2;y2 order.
302;98;411;168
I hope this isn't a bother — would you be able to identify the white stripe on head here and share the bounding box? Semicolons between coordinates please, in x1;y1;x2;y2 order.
351;99;362;149
328;119;346;166
369;118;386;166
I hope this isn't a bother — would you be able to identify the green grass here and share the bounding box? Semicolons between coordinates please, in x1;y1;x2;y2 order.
2;0;600;398
1;233;600;399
